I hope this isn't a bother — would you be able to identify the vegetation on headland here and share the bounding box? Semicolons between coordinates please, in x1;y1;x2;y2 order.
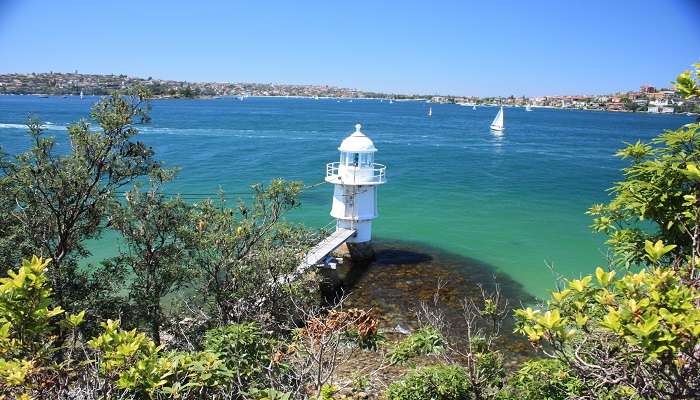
0;63;699;399
0;72;390;100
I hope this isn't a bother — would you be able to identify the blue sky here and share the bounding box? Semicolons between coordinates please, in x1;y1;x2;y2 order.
0;0;698;96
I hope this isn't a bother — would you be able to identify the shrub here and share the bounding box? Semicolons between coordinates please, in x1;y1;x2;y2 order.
0;256;85;395
88;319;169;396
386;365;471;400
246;387;292;400
387;326;444;365
500;359;582;400
514;256;700;398
319;384;338;400
90;319;236;398
473;350;505;392
203;322;276;383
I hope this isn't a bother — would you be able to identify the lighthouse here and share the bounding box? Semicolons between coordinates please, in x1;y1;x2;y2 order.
325;123;386;243
296;123;386;272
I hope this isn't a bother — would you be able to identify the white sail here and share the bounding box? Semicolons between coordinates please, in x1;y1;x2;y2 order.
428;107;432;117
490;107;504;131
525;105;532;112
472;105;476;110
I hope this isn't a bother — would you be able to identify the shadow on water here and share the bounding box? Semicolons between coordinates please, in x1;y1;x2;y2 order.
336;238;538;365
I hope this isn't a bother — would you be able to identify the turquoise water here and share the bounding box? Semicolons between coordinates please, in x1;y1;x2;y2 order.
0;95;695;298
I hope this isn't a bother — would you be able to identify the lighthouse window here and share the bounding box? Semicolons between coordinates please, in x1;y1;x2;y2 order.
352;153;359;166
360;153;373;167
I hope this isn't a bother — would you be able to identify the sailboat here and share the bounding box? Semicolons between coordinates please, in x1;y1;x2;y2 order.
79;90;84;100
490;107;505;132
525;105;532;112
428;107;432;117
472;105;477;110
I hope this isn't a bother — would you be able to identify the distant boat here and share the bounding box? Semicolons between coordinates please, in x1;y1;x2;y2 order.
80;90;83;99
428;107;432;117
472;105;477;110
314;95;319;100
526;105;532;112
389;99;393;104
490;107;505;132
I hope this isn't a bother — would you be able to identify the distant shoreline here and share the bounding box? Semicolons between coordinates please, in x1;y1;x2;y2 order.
1;93;695;117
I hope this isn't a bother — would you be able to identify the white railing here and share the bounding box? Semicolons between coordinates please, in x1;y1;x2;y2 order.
326;162;386;184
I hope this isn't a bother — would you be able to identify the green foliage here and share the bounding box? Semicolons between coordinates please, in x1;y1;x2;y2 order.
350;372;370;393
319;384;338;400
516;263;700;358
0;256;64;359
0;87;160;313
473;350;505;392
675;62;700;99
203;322;276;382
0;257;56;389
499;359;582;400
0;91;327;397
515;256;700;398
387;326;444;365
184;181;317;327
160;350;233;397
0;256;88;395
386;365;472;400
108;177;190;344
589;61;700;267
90;319;237;398
246;387;292;400
587;121;700;266
88;319;168;395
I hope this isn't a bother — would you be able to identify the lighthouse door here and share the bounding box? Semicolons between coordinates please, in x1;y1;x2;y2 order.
344;186;356;220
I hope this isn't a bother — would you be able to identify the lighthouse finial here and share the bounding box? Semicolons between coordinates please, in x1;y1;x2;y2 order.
355;123;362;133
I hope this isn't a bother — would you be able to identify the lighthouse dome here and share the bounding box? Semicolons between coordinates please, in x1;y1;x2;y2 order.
338;124;377;153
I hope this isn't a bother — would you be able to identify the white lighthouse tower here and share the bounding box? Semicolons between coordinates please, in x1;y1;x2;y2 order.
325;124;386;243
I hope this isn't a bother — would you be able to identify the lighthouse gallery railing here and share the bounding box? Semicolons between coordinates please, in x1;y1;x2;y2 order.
326;162;386;184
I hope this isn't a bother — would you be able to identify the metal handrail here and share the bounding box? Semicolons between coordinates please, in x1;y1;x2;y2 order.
326;162;386;183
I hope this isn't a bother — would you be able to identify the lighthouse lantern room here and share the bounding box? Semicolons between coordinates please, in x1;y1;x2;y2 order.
325;124;386;243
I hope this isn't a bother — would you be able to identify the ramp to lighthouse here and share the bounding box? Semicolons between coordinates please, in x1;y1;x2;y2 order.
297;228;356;272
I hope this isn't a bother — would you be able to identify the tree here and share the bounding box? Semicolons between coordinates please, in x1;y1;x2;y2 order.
183;180;319;330
0;87;161;311
0;151;32;269
516;62;700;399
588;62;700;269
107;175;190;345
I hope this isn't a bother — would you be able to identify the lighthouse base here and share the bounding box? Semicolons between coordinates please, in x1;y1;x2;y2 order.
333;241;376;264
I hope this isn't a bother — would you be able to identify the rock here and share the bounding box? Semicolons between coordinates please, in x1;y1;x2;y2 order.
393;323;411;335
347;241;376;263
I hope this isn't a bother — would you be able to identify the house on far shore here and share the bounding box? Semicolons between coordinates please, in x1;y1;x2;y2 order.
647;99;675;114
606;102;626;112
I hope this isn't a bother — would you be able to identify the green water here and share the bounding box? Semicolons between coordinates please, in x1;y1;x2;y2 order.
1;95;694;299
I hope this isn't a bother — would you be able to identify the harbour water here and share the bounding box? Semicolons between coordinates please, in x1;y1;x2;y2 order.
0;95;695;300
